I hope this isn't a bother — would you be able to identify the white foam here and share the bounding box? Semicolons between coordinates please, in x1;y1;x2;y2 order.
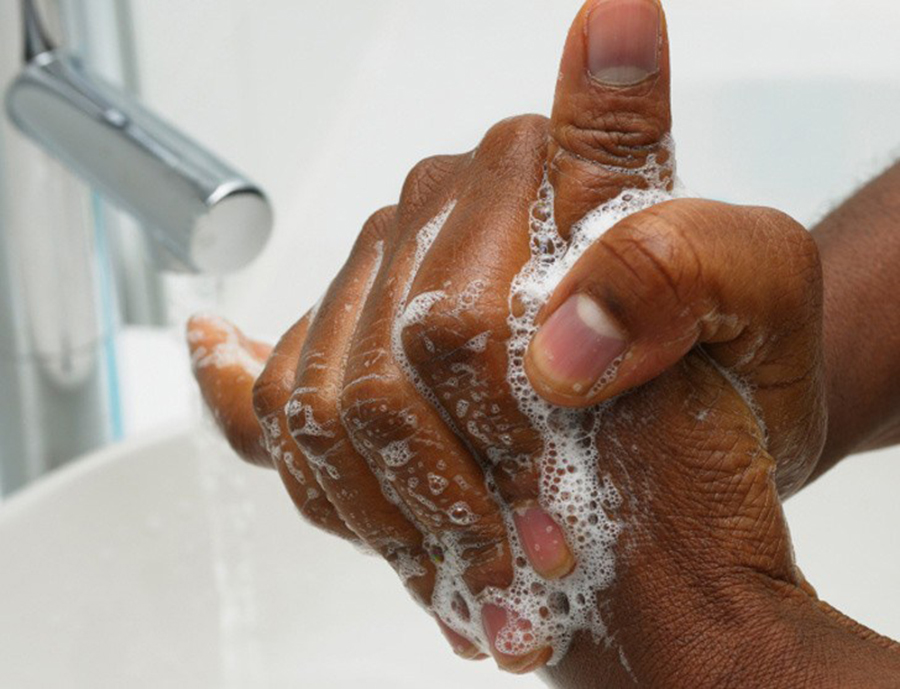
427;473;449;495
381;440;414;468
285;392;336;439
188;314;265;378
392;138;684;663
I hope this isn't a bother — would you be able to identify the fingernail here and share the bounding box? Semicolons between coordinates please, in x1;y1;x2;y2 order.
437;620;488;660
513;503;576;580
528;294;627;396
481;604;552;674
587;0;661;86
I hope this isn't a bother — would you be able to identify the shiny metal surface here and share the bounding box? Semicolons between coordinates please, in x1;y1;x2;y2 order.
6;16;273;274
65;0;167;328
0;0;271;494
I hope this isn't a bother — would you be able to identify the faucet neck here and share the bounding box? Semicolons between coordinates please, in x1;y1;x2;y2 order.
20;0;56;63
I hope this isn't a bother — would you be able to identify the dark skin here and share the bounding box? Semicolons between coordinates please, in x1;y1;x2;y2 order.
814;163;900;477
188;0;900;685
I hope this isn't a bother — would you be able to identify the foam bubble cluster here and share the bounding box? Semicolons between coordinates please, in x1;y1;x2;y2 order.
188;315;265;379
390;139;681;663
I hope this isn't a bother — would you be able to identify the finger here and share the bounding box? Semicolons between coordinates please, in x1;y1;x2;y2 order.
526;199;826;494
400;116;576;582
340;200;515;600
288;206;438;605
342;166;571;672
395;120;583;672
187;314;272;467
437;619;488;661
435;591;488;662
481;604;553;675
549;0;673;238
253;314;357;540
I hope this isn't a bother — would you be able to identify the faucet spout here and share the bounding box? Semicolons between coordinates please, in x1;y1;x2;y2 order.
20;0;55;62
0;0;274;495
7;1;273;274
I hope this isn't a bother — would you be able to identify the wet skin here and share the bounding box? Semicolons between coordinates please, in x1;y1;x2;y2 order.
189;0;900;685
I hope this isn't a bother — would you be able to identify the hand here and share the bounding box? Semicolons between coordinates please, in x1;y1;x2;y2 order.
188;0;900;685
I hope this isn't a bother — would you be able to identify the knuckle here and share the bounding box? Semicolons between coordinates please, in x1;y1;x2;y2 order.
460;518;507;553
773;211;821;277
477;114;549;161
275;455;329;517
401;281;506;371
598;206;704;309
460;534;513;592
296;496;349;538
403;306;476;369
399;155;459;216
365;521;424;555
339;371;412;449
251;362;290;421
401;307;542;465
297;497;330;526
357;205;397;245
286;382;342;458
381;544;435;605
554;104;669;168
751;207;823;305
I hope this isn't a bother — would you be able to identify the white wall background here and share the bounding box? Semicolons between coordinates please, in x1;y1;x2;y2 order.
128;0;900;336
126;0;900;648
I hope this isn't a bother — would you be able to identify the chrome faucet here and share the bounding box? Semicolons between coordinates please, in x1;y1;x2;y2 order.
0;0;273;494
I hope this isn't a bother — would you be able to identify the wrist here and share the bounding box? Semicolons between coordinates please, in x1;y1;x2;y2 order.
740;579;900;689
543;575;900;689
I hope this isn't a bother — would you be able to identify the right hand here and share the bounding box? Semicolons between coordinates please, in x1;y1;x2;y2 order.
188;0;842;683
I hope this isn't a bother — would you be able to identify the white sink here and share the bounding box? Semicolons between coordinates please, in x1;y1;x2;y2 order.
1;426;897;688
0;427;539;689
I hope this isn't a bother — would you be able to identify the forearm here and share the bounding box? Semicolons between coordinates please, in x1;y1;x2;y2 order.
731;586;900;689
811;161;900;481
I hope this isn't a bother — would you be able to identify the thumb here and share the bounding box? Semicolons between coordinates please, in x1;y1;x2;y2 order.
549;0;672;238
525;200;826;495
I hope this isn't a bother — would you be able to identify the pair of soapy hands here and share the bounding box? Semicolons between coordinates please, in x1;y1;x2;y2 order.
189;0;832;685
